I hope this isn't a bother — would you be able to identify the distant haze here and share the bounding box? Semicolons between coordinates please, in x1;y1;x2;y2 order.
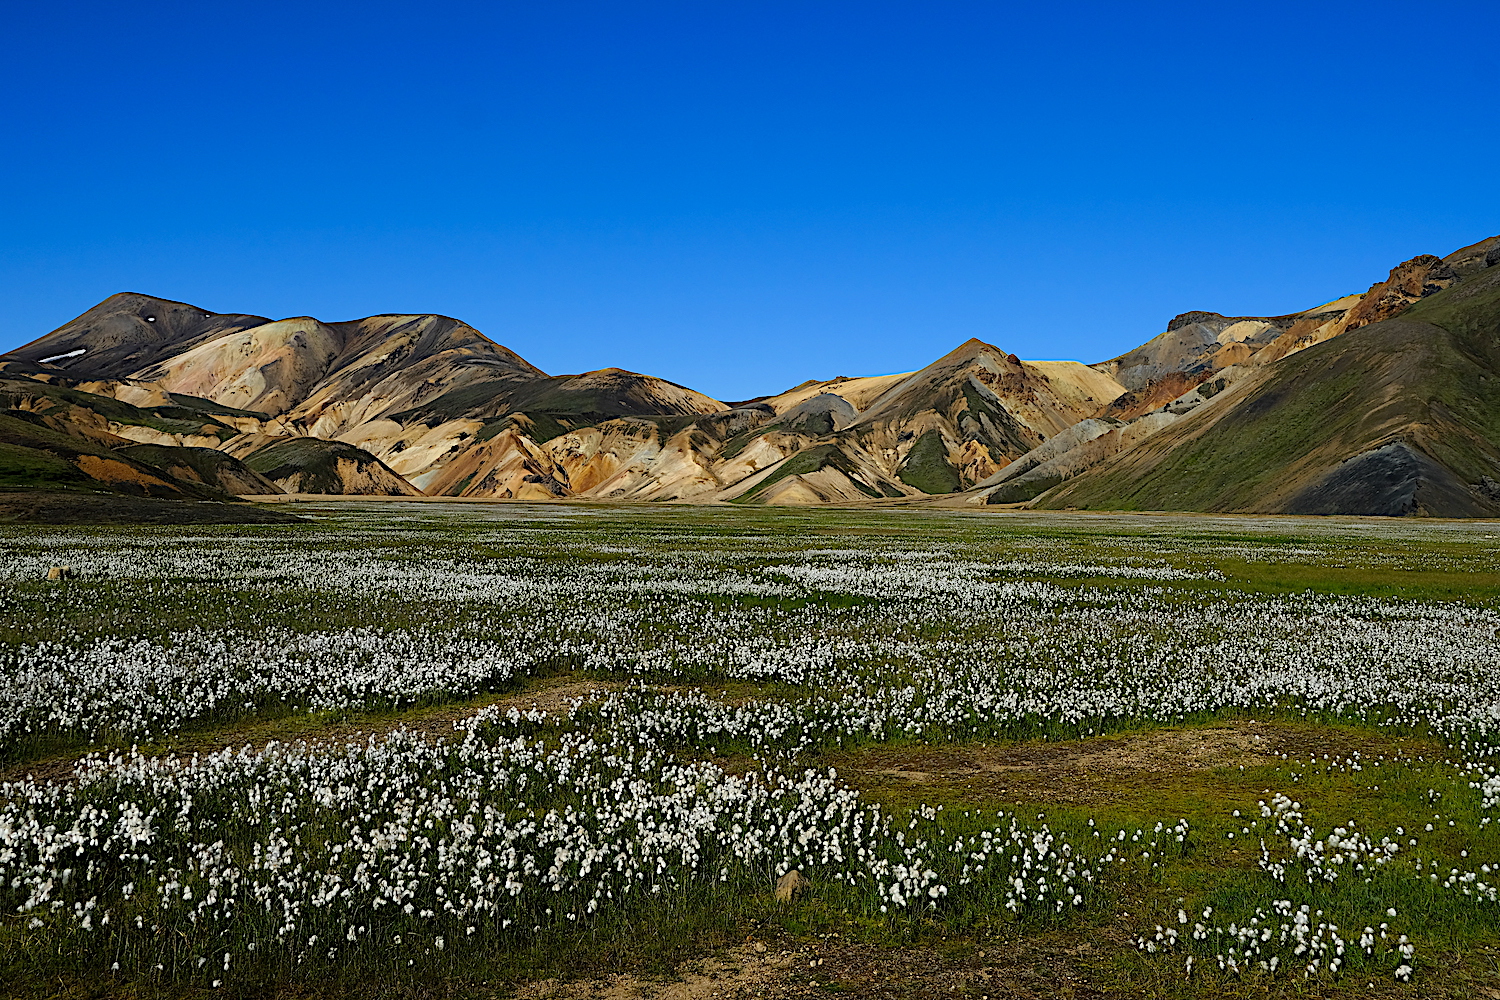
2;1;1497;401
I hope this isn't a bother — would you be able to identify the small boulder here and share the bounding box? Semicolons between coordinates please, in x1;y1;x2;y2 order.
774;869;810;903
1487;245;1500;268
46;566;76;581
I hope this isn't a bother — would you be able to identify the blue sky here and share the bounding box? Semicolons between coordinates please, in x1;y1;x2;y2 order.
2;1;1496;401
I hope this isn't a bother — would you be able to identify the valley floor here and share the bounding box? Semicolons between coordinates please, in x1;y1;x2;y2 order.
2;504;1499;999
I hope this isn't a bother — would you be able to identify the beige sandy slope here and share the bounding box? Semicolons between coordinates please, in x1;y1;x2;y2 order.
334;416;487;490
426;413;799;503
552;423;720;501
1024;360;1129;414
419;427;570;500
749;467;883;505
374;367;730;494
132;317;344;417
74;378;175;409
755;371;915;414
133;313;544;424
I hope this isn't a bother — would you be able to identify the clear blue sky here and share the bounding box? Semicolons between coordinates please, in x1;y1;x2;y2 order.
2;1;1497;401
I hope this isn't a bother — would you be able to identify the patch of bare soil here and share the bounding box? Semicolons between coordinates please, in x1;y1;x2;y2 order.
515;945;792;1000
859;722;1275;781
241;678;627;749
512;935;1102;1000
826;721;1439;806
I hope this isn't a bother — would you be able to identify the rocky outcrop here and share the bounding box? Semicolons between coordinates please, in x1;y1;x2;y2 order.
1098;370;1218;421
1093;305;1354;393
1284;441;1480;518
1337;254;1457;334
1440;235;1500;278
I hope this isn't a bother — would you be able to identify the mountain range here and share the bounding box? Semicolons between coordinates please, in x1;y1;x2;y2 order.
3;233;1497;519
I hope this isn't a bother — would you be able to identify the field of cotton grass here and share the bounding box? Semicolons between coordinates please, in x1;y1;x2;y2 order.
2;502;1499;998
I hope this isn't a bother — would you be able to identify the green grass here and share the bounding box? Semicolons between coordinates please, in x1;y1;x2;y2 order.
896;429;962;494
808;727;1497;995
1040;265;1500;515
472;411;603;445
729;443;883;503
986;470;1063;504
0;411;240;500
242;438;389;493
3;506;1499;997
164;394;270;420
0;441;89;487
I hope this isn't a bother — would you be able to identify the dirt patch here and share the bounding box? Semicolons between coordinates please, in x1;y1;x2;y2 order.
858;723;1277;782
824;721;1439;807
512;934;1103;1000
795;939;1104;1000
0;754;79;787
515;944;794;999
486;678;628;720
212;678;625;750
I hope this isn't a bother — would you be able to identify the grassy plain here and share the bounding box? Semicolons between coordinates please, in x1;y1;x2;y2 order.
2;503;1499;998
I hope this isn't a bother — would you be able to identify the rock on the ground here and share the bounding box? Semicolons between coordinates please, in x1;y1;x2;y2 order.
774;869;810;903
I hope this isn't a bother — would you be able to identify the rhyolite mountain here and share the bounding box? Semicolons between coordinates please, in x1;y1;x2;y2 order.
1020;237;1500;517
0;374;301;523
973;236;1500;516
0;296;1121;504
3;233;1498;517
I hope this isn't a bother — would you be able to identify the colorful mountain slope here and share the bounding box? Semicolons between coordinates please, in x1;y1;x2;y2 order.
4;232;1498;514
1032;244;1500;516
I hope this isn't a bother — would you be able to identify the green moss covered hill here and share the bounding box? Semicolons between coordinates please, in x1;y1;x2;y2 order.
1038;263;1500;516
